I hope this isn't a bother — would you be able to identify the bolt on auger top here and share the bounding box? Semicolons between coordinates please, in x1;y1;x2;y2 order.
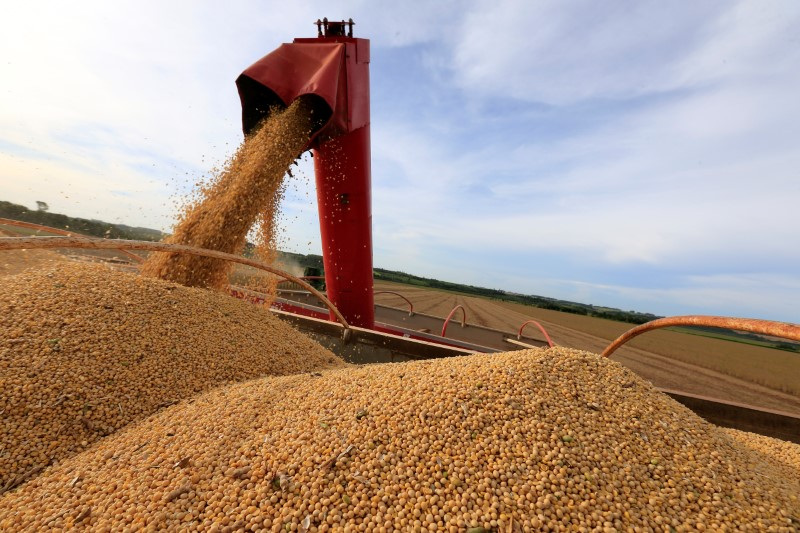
315;17;355;38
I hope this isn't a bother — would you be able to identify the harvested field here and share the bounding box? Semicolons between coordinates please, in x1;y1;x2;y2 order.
374;281;800;414
0;262;343;492
1;348;797;531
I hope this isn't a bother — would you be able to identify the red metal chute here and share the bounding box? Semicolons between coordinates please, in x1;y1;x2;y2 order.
236;19;374;328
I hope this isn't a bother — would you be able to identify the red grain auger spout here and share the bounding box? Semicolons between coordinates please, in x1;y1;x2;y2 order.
236;18;374;328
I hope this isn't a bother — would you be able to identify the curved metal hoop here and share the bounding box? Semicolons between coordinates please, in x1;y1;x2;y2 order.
517;319;554;348
374;291;414;316
441;305;466;338
0;236;351;335
602;315;800;358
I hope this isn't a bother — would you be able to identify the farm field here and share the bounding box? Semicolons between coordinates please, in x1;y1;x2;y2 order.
374;280;800;415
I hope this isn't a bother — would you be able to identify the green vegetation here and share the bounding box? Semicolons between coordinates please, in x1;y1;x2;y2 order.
0;200;164;241
280;250;323;270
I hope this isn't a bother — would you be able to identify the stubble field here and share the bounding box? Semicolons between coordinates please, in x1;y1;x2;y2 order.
374;280;800;415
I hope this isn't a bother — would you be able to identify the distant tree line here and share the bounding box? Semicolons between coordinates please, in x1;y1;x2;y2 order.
0;200;164;241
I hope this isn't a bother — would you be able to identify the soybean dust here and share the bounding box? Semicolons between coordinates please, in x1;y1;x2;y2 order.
140;97;319;292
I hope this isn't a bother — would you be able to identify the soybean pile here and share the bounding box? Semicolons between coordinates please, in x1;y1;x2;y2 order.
140;97;319;291
2;348;797;531
0;261;343;493
723;428;800;479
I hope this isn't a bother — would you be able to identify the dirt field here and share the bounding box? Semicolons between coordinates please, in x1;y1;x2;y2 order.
374;280;800;415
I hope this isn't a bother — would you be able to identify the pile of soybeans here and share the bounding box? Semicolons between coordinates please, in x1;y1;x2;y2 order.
1;347;797;531
0;261;343;492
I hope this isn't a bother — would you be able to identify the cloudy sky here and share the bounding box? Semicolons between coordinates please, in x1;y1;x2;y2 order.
2;1;799;322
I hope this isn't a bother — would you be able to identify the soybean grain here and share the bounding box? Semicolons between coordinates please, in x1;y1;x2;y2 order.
2;348;797;531
0;262;343;491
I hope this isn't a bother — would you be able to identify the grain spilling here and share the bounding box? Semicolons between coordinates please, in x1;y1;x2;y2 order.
140;97;319;291
2;348;797;531
0;261;343;492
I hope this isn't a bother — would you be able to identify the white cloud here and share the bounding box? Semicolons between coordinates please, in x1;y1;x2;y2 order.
449;0;716;104
0;149;173;228
556;274;800;323
0;0;460;229
410;1;800;268
0;1;331;228
371;74;800;267
674;2;800;87
448;0;800;105
346;1;459;47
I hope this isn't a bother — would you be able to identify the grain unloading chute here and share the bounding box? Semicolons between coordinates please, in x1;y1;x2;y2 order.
236;18;374;329
232;20;544;354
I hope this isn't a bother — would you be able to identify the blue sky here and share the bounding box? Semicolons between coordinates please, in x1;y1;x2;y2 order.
1;1;799;322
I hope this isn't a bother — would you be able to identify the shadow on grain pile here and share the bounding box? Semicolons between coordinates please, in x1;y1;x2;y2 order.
2;347;798;531
0;261;344;493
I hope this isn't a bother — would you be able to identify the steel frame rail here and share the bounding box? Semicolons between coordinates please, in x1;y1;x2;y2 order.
441;305;466;338
374;291;414;316
517;319;554;348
